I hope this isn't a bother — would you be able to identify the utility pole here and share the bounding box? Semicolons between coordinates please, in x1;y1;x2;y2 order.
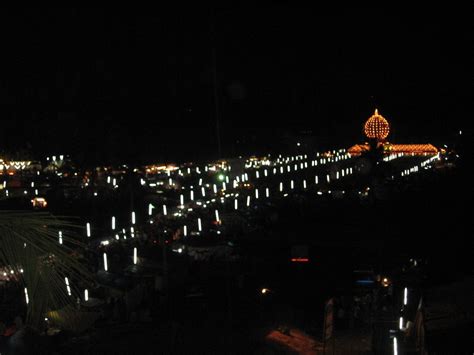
211;10;222;159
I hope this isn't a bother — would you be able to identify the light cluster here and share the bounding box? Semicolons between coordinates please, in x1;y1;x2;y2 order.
364;109;390;141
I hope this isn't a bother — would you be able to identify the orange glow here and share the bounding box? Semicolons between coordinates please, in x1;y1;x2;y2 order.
291;258;309;263
31;197;48;208
364;109;390;141
348;143;438;156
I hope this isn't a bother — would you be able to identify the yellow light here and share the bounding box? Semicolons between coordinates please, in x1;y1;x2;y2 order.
364;109;390;141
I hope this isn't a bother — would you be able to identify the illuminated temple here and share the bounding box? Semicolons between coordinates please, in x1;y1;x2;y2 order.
348;109;438;156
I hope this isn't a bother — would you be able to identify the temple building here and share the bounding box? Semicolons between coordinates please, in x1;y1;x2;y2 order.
348;109;438;156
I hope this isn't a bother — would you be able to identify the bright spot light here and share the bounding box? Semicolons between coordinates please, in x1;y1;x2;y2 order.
103;253;108;271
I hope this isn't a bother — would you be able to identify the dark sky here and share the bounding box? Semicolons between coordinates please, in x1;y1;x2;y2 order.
0;7;472;165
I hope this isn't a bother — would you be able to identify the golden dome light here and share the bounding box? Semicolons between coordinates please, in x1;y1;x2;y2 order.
364;108;390;141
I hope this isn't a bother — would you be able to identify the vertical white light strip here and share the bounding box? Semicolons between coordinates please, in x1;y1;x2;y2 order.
103;253;108;271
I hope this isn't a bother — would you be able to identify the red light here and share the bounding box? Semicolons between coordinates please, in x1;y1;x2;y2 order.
291;258;309;263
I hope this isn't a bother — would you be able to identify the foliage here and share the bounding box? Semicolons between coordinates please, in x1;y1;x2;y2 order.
0;211;93;330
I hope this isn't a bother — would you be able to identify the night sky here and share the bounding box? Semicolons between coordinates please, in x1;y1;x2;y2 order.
0;7;471;165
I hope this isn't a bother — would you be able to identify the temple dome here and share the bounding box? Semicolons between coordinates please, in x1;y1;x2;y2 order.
364;109;390;141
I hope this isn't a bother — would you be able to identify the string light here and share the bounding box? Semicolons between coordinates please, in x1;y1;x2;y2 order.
364;108;390;140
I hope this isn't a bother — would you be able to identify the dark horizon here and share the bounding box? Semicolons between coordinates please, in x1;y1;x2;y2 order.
0;7;472;165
